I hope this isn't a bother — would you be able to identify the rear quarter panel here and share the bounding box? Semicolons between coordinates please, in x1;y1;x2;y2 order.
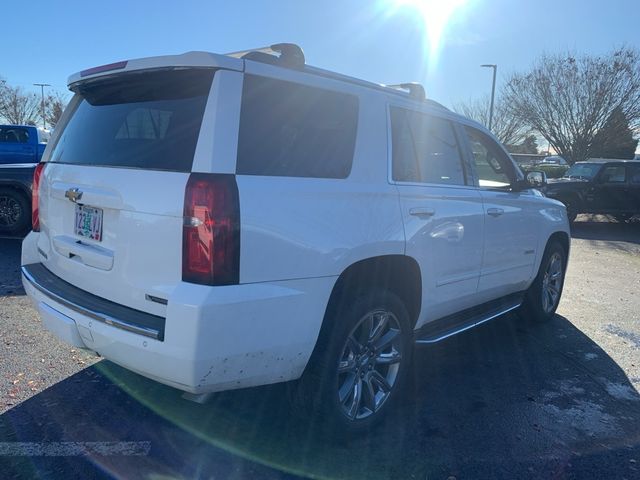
230;68;405;283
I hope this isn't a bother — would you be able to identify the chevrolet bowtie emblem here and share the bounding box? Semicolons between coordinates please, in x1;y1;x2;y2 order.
65;188;83;203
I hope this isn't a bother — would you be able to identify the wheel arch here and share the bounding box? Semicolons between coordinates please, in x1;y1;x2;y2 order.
554;191;582;213
0;181;32;200
324;255;422;329
542;231;570;274
302;254;422;377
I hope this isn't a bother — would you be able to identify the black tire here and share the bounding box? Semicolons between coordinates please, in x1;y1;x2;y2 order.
290;289;413;435
0;188;31;236
521;241;567;322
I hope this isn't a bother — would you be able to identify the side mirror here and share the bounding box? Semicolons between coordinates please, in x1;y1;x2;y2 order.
526;170;547;188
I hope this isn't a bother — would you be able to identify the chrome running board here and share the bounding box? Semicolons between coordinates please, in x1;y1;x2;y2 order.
414;292;524;344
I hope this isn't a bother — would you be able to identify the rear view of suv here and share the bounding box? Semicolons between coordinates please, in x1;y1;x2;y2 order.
22;44;571;431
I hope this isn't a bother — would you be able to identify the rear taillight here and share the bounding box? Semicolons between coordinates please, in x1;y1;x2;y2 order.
32;163;46;232
182;174;240;286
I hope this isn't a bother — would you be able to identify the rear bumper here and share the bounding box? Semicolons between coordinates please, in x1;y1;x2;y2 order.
22;263;165;341
21;232;335;394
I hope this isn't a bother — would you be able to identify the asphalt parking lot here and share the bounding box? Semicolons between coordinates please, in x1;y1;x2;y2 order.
1;217;639;479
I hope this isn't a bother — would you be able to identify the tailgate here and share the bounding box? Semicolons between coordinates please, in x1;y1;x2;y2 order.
35;69;214;315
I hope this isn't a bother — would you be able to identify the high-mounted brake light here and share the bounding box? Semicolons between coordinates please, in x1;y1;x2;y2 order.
80;61;128;77
32;163;46;232
182;174;240;286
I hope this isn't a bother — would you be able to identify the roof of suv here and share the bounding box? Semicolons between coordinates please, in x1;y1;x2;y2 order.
67;44;450;109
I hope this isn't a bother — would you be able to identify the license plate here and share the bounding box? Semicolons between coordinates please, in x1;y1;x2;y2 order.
75;205;103;241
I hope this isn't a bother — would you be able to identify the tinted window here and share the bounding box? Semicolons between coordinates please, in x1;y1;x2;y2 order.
237;75;358;178
599;165;626;183
464;126;515;188
630;164;640;184
0;127;29;143
564;163;602;180
49;69;214;172
390;108;465;185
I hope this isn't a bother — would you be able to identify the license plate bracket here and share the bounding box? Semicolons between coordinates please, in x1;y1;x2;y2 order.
74;205;103;241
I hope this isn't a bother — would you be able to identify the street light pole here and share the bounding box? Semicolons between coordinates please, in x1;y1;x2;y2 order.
33;83;51;129
480;64;497;131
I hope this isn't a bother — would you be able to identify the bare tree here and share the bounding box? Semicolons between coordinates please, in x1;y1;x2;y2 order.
45;91;69;128
0;85;41;125
502;47;640;164
453;95;532;146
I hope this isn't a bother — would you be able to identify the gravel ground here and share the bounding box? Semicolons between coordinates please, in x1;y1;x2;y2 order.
560;216;640;394
0;240;98;414
0;217;638;479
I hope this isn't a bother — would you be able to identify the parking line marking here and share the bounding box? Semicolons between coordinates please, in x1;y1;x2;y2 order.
0;441;151;456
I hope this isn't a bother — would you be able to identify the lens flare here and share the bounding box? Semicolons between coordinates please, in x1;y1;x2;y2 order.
392;0;468;62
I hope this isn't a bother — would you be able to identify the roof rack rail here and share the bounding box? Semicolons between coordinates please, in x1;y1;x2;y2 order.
226;43;305;68
386;83;426;100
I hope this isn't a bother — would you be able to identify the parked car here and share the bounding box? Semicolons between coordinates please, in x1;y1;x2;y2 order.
0;125;49;164
543;159;640;222
538;155;567;166
21;44;570;432
0;162;36;236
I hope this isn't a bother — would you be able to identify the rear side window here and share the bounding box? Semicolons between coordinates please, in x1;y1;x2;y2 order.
49;69;214;172
599;165;626;183
390;107;466;185
464;126;516;188
237;75;359;178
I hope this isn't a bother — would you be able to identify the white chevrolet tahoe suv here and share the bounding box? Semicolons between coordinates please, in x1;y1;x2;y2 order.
22;44;570;431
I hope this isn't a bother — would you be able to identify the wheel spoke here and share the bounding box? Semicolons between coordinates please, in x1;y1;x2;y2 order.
338;372;357;403
363;375;378;412
375;349;401;365
338;356;356;374
373;328;399;352
370;370;392;393
369;313;389;344
545;290;554;311
347;378;363;418
346;335;363;355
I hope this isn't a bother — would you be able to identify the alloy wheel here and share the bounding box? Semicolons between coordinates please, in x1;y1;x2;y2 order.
336;309;403;421
541;252;563;313
0;196;22;227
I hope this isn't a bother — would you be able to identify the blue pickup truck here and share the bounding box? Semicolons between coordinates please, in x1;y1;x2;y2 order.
0;125;49;164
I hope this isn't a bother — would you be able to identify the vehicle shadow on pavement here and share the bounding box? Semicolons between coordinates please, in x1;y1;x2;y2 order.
1;312;639;479
571;215;640;252
0;239;25;297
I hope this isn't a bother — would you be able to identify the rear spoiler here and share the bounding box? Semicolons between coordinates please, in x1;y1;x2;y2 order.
67;51;243;88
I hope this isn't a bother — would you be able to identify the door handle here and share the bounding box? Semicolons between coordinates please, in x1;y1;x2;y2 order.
409;207;436;218
487;208;504;217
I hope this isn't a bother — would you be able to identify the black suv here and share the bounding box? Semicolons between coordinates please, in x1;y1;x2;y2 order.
543;159;640;222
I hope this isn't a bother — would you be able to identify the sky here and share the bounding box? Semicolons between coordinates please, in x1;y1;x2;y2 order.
3;0;640;111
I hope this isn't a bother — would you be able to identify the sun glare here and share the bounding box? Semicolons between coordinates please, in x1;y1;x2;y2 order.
392;0;468;62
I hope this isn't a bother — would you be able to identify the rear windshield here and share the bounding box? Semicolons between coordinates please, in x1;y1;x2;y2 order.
49;69;214;172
